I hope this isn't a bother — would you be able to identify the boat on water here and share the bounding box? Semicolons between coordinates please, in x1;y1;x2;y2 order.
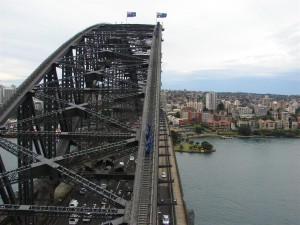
221;136;233;139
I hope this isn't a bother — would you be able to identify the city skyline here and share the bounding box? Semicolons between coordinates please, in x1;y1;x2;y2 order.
1;0;299;95
1;79;300;97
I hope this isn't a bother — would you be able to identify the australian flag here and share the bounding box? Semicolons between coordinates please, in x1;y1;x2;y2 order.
127;12;136;17
157;12;167;18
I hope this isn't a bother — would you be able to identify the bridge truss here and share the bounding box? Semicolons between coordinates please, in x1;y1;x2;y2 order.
0;23;163;225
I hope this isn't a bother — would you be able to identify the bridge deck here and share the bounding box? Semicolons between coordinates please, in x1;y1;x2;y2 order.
164;121;188;225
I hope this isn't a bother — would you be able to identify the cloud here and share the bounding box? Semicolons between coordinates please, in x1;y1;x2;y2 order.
162;69;300;95
0;0;299;95
0;56;36;80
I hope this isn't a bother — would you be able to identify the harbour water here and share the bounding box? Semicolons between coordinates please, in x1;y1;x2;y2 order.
176;137;300;225
1;138;300;224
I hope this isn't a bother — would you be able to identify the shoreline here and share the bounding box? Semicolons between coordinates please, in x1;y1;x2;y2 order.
176;149;216;153
182;133;300;139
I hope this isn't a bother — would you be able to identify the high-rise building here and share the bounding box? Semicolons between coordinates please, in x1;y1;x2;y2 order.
3;85;16;102
206;92;217;110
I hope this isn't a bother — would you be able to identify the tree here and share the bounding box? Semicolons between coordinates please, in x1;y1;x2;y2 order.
253;130;262;136
179;144;183;151
171;130;181;145
203;107;209;111
174;112;180;118
238;125;252;136
217;102;225;111
195;126;204;134
201;141;213;150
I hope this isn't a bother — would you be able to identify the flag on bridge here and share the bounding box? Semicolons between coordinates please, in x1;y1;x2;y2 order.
127;12;136;17
157;12;167;18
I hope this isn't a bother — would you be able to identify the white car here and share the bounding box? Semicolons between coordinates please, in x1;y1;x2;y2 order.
69;199;79;208
162;215;170;224
130;155;134;161
69;214;79;225
161;172;166;179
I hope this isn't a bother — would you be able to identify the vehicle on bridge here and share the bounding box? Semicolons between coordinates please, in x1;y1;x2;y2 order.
162;214;170;224
69;214;79;225
69;199;79;207
82;212;92;222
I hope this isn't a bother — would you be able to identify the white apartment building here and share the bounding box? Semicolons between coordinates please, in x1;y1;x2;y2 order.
206;92;217;110
236;107;253;115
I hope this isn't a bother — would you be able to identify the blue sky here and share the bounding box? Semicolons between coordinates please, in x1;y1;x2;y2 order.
0;0;299;95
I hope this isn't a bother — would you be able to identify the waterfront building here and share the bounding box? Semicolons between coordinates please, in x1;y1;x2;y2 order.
231;122;237;130
248;120;258;129
254;105;269;117
282;121;290;130
280;111;290;121
258;119;267;130
275;120;283;129
291;121;298;130
207;119;230;131
237;120;248;127
206;92;217;110
265;120;275;130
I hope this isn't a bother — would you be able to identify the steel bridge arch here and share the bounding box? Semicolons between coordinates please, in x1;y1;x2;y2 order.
0;23;163;225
